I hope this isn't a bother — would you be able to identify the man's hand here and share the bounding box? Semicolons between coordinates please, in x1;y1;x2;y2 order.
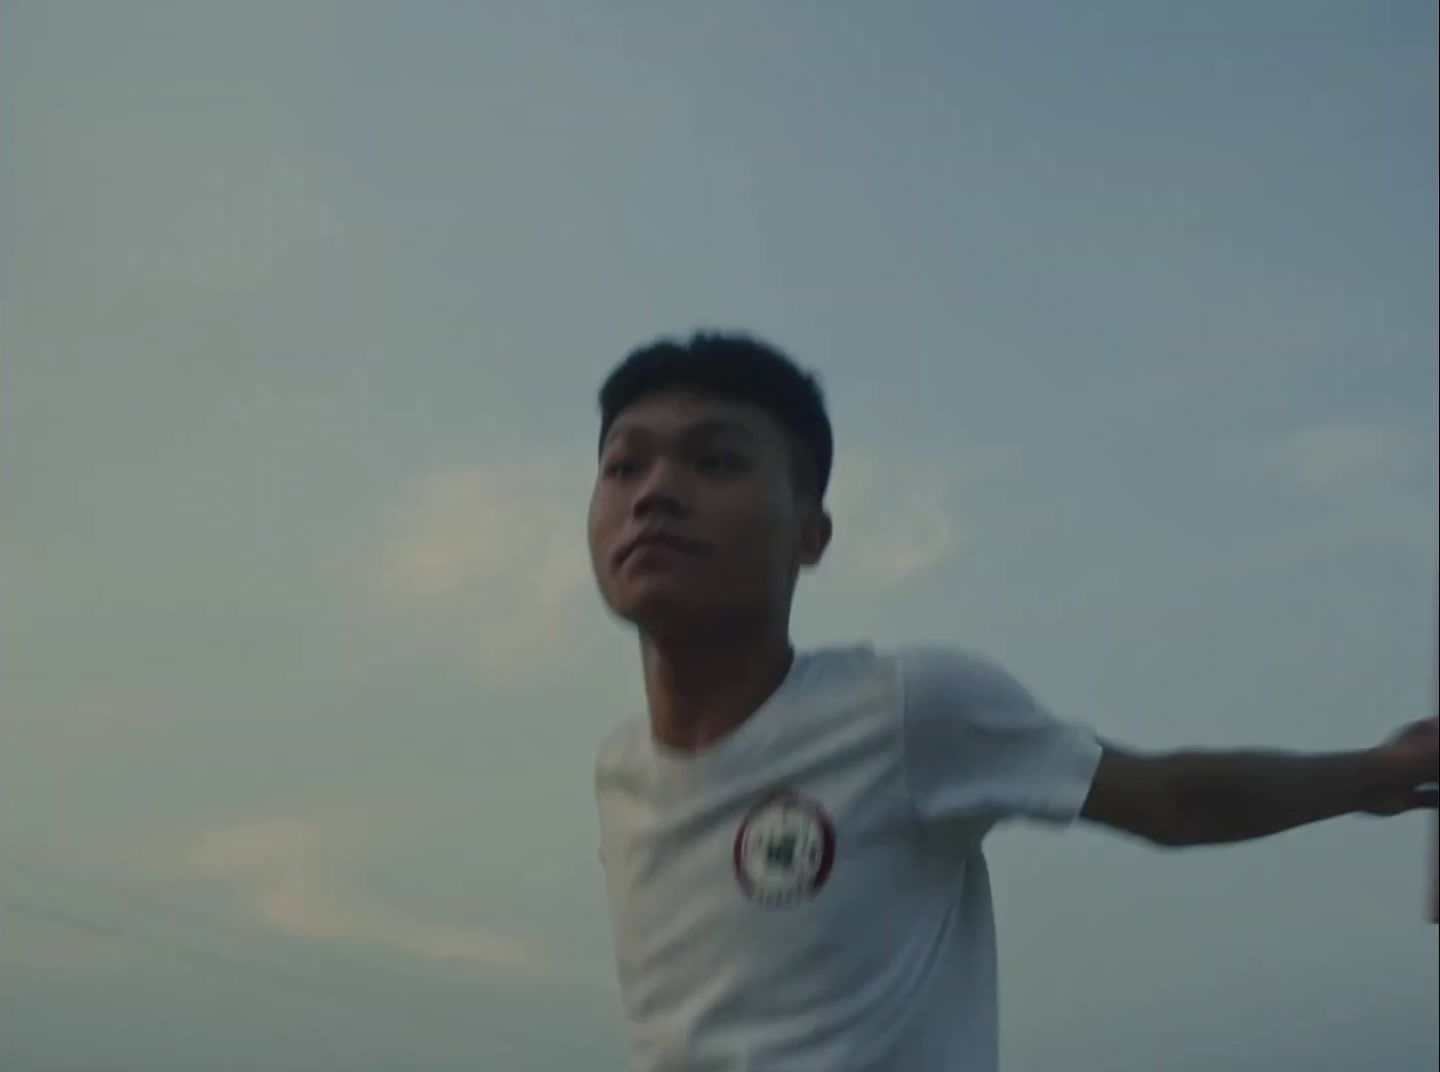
1359;717;1439;816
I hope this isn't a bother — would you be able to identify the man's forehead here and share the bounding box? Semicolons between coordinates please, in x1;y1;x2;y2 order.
604;394;773;443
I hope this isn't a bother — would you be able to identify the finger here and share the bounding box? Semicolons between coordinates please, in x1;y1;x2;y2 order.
1409;786;1439;810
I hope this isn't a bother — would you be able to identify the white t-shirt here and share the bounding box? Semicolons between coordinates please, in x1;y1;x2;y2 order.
594;643;1104;1072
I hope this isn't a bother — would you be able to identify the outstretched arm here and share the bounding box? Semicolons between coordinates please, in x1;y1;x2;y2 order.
1080;718;1439;848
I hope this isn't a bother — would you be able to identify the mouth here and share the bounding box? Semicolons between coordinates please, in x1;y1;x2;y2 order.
615;533;708;566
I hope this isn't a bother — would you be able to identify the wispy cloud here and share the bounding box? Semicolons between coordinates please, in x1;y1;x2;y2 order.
140;807;559;980
1255;421;1437;559
359;445;1022;647
359;458;596;672
823;444;1021;589
1260;422;1413;490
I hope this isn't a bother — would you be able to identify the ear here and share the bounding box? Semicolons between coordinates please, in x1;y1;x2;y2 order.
797;507;832;568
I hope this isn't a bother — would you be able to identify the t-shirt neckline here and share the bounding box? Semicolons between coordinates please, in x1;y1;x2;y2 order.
646;648;810;772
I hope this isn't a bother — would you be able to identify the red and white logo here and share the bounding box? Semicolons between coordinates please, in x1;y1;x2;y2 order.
732;791;836;907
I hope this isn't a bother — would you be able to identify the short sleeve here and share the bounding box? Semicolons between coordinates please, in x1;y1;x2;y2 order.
900;646;1103;831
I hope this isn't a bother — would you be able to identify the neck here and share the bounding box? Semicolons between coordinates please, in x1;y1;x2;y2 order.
639;621;795;753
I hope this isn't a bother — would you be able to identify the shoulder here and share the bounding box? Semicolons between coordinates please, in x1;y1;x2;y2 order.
890;644;1040;723
594;717;648;786
785;642;907;726
782;641;1034;729
795;641;891;689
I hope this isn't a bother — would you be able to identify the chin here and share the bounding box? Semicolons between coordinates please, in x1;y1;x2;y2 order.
619;595;774;645
607;581;718;631
612;585;699;621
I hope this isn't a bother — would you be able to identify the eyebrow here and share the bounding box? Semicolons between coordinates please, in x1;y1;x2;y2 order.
602;418;757;451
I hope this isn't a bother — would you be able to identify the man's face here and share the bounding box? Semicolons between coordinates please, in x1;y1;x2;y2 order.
587;389;831;637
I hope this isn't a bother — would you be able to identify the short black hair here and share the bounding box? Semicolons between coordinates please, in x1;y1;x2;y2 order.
597;331;833;502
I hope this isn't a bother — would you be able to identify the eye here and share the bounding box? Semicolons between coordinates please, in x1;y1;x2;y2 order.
695;451;750;475
602;457;639;479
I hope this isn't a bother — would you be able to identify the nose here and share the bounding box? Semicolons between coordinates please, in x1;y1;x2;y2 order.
631;457;690;520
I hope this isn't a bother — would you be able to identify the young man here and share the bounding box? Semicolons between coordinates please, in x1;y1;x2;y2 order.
586;332;1439;1072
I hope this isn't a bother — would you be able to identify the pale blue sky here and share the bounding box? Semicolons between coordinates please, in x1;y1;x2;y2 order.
2;2;1436;1070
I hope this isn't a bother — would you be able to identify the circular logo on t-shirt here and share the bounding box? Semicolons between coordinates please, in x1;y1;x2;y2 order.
732;791;836;907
